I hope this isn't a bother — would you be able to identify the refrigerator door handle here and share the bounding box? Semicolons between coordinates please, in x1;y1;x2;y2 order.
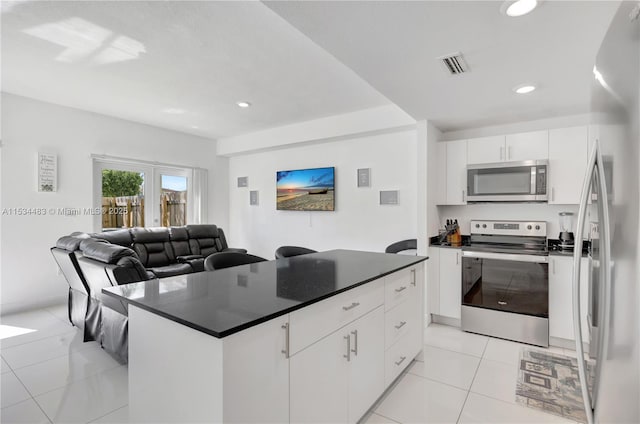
573;140;598;424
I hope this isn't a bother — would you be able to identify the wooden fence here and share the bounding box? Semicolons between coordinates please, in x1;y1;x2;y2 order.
161;190;187;227
101;191;186;229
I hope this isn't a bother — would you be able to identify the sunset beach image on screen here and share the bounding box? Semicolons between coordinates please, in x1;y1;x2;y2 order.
276;167;335;211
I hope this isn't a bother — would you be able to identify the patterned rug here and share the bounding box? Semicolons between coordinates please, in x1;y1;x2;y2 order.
516;348;593;423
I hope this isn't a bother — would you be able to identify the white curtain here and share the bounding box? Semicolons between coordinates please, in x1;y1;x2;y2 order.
192;168;208;224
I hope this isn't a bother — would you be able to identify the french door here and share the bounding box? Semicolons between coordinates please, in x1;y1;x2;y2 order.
93;159;193;230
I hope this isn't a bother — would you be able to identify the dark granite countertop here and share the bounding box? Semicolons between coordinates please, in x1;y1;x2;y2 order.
103;249;427;339
429;235;470;249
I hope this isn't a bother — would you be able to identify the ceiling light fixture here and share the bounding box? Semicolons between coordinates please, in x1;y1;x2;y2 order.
502;0;539;17
513;84;536;94
236;101;251;108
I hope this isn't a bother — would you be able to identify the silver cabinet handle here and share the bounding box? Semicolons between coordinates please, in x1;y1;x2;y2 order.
394;321;407;330
350;330;358;356
508;146;512;160
411;269;416;286
551;187;555;202
456;252;459;265
395;286;407;293
342;302;360;311
395;356;407;366
343;334;351;362
462;190;465;203
281;323;290;358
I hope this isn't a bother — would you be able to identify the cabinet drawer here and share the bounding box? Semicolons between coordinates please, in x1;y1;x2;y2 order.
289;278;384;355
384;325;420;387
385;267;417;311
384;299;416;349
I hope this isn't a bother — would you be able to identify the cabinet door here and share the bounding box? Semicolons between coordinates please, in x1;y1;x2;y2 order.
467;135;505;164
435;142;447;205
549;256;589;341
438;249;462;319
223;315;290;423
505;130;549;161
427;247;440;316
290;328;349;423
548;126;588;204
445;140;467;205
348;306;385;423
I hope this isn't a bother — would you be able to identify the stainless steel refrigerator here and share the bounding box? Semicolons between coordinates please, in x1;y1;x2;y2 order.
573;2;640;423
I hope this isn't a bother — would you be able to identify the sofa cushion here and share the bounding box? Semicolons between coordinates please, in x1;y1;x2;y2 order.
169;227;192;259
91;229;133;247
147;263;193;278
131;228;172;268
186;224;224;257
82;242;137;264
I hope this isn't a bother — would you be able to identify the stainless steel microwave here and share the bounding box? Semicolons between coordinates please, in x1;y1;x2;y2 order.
466;160;548;202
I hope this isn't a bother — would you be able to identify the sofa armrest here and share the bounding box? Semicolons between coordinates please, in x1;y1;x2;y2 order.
176;254;204;263
223;247;248;254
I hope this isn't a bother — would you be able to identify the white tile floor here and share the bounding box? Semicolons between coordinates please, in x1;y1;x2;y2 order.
1;306;579;424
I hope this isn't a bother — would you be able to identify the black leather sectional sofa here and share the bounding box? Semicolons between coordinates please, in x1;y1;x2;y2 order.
50;225;245;363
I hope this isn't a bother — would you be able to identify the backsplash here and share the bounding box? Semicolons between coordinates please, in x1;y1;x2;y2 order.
437;203;588;238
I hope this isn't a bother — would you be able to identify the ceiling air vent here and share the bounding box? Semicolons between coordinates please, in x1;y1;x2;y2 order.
438;52;469;75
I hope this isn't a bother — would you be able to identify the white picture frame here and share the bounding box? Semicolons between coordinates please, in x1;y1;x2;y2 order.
37;152;57;192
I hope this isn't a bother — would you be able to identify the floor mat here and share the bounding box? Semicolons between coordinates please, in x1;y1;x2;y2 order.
516;348;593;423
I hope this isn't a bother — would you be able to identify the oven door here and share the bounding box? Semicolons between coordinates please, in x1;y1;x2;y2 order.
466;161;548;202
461;251;549;318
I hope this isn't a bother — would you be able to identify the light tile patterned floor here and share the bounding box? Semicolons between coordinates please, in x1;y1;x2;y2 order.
1;306;579;423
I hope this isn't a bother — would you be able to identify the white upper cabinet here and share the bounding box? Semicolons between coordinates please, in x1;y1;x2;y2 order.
435;142;447;205
445;139;467;205
548;126;588;204
505;130;549;161
467;135;506;164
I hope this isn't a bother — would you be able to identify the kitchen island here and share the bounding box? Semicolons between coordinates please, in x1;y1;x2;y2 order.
103;249;427;423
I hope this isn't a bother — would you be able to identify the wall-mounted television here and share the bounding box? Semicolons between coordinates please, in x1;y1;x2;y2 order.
276;167;335;211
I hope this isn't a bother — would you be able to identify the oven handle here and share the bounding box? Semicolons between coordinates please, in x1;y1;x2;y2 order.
461;250;549;263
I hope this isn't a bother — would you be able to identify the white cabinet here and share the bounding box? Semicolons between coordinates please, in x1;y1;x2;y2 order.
466;131;548;165
347;307;385;423
505;130;549;161
549;255;589;342
467;135;506;164
290;306;385;424
438;248;462;320
445;139;467;205
548;126;589;204
435;142;447;205
427;247;440;316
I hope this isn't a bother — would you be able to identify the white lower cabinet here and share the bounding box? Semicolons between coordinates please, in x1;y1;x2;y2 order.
549;255;589;342
290;306;385;424
438;248;462;319
289;264;424;424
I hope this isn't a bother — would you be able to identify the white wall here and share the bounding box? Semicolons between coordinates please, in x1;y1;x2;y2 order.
228;129;418;259
0;93;227;314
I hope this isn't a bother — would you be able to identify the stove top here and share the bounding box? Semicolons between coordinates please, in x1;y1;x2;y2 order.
466;220;548;255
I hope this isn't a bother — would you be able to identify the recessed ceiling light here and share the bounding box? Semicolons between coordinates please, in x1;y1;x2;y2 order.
163;108;186;114
502;0;539;17
514;84;536;94
236;101;251;108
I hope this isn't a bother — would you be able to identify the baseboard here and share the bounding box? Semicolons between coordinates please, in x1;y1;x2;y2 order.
550;336;590;353
430;314;461;328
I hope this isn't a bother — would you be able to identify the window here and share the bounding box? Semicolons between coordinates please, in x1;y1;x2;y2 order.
93;158;204;230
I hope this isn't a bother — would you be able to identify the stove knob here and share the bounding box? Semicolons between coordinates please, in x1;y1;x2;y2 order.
535;225;541;230
475;224;480;228
482;224;487;228
527;225;532;230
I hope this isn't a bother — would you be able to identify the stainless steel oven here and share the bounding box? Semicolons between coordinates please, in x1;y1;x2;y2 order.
461;220;549;347
466;160;548;202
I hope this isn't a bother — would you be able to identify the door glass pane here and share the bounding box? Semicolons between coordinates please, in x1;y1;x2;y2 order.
160;175;188;226
101;169;145;229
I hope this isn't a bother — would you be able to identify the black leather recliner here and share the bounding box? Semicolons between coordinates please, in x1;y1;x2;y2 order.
131;228;193;278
